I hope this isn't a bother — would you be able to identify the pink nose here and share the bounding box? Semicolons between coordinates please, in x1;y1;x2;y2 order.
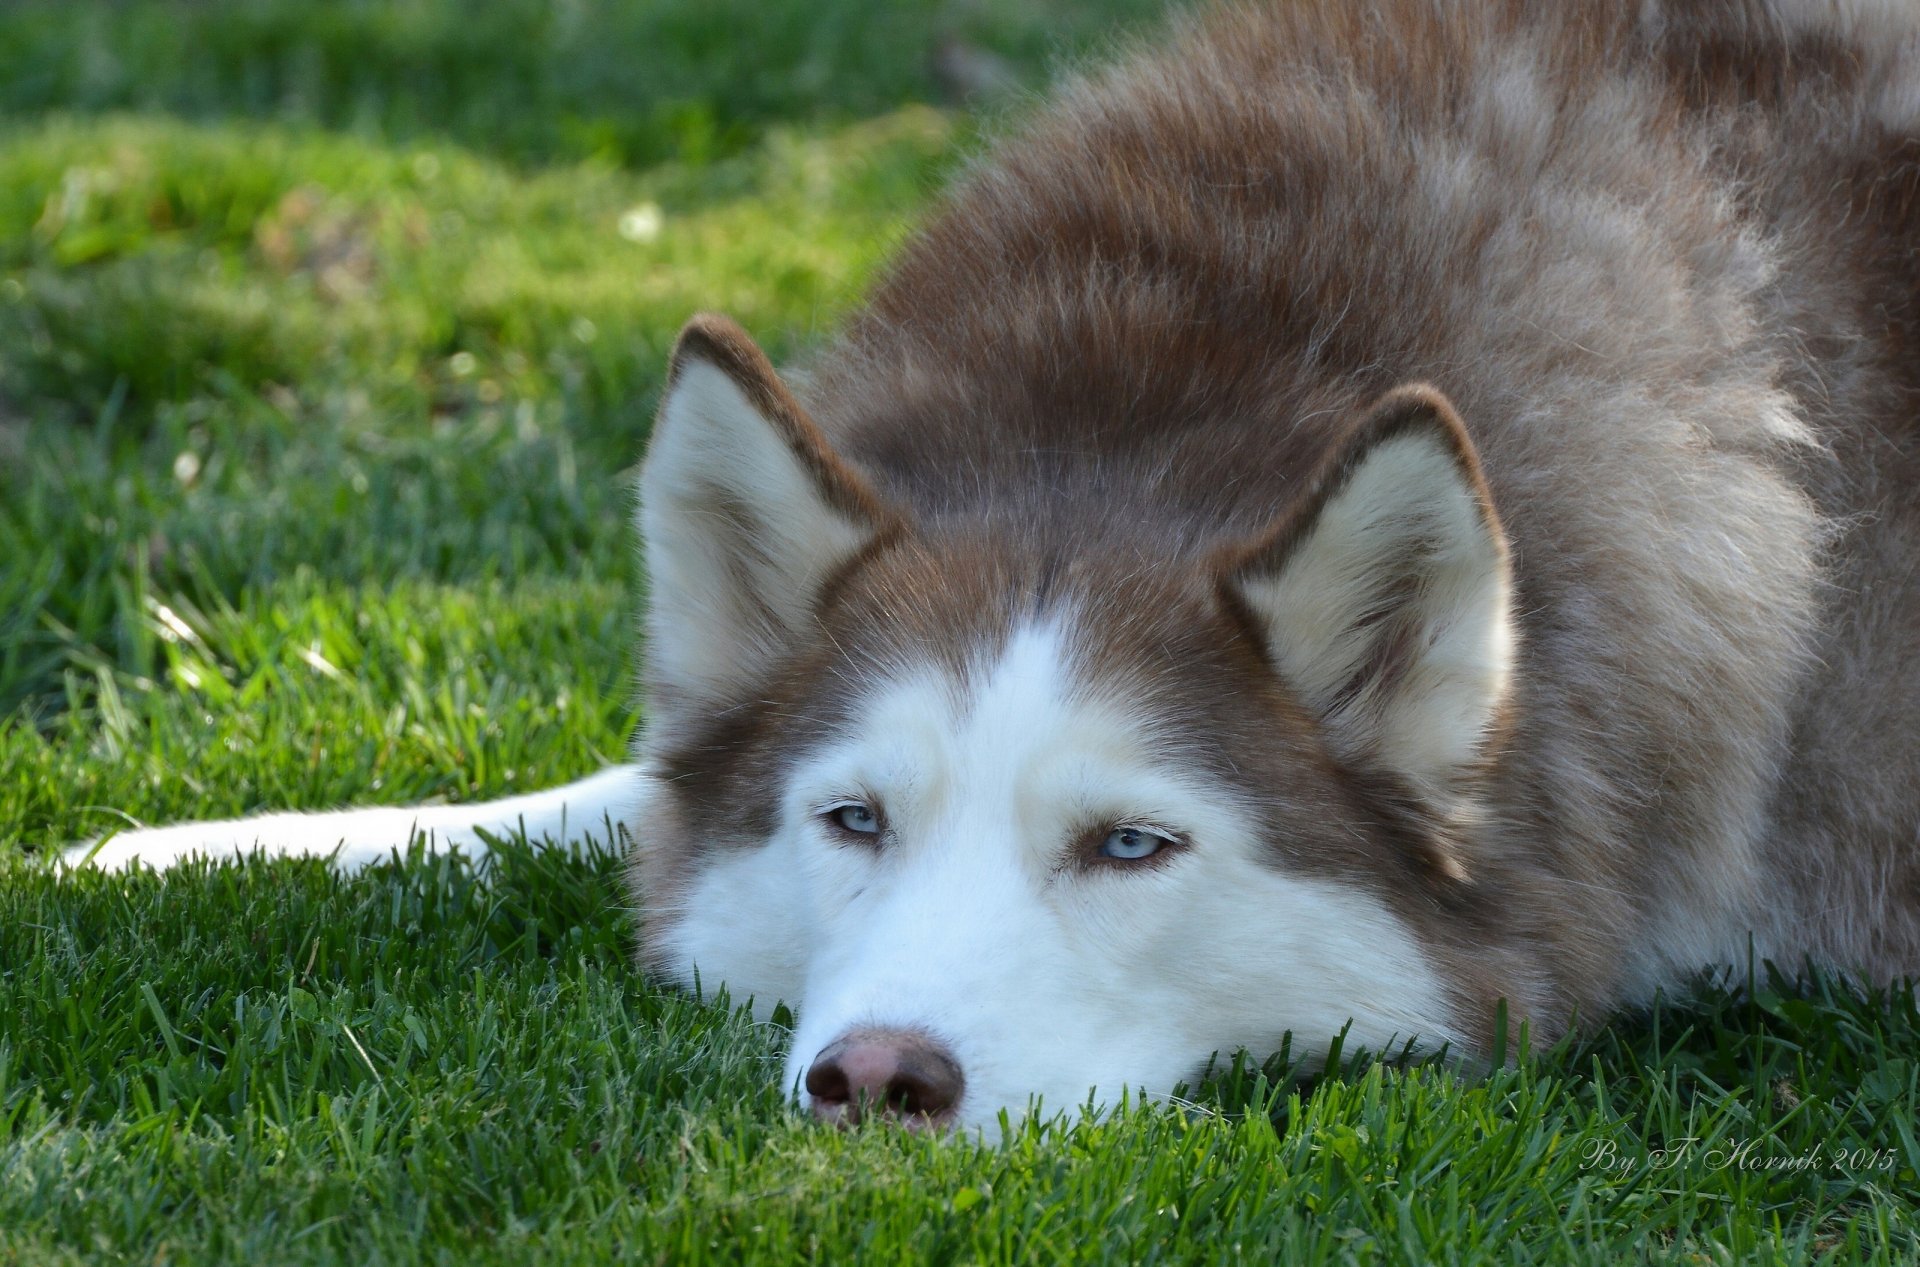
804;1028;964;1126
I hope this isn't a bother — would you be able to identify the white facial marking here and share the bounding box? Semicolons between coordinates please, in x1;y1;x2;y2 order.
656;833;812;1018
664;619;1460;1128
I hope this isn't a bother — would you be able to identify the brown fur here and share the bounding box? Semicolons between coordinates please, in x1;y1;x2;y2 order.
634;0;1920;1048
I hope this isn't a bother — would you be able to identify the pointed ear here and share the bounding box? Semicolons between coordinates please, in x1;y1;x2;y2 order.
1222;385;1515;820
639;314;902;723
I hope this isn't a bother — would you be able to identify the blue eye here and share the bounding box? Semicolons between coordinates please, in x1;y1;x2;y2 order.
829;803;880;835
1099;826;1171;861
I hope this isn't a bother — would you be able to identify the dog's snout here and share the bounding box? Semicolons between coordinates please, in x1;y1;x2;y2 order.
804;1028;963;1127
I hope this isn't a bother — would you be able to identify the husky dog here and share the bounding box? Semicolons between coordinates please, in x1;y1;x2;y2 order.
74;0;1920;1129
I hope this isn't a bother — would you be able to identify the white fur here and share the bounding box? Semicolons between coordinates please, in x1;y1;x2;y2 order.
639;359;874;713
1236;430;1512;803
655;621;1460;1129
650;819;813;1017
67;764;640;873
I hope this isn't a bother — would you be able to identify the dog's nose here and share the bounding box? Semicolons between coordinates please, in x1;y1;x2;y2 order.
804;1028;964;1127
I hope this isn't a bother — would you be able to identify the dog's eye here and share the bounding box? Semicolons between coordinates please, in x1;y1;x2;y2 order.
826;802;881;835
1098;826;1172;861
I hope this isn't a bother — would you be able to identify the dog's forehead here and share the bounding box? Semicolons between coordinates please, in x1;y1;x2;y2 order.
824;533;1235;694
840;617;1147;771
795;537;1322;813
799;615;1129;785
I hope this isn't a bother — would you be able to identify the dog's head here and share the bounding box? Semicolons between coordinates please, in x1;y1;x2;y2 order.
628;315;1519;1130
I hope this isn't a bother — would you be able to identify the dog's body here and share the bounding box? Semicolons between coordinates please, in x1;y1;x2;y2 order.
76;1;1920;1128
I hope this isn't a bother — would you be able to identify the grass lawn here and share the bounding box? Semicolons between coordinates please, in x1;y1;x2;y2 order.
2;2;1916;1261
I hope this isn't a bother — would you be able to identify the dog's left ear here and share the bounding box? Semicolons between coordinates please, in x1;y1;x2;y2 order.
639;314;903;728
1221;385;1515;829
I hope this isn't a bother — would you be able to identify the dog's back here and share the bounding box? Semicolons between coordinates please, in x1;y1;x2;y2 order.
1664;2;1920;990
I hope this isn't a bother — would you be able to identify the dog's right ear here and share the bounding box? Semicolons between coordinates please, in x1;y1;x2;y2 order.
639;314;902;722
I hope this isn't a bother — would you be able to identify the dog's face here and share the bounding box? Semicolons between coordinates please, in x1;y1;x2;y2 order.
629;317;1516;1130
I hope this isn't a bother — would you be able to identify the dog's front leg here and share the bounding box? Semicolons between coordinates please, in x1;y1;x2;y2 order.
63;763;642;874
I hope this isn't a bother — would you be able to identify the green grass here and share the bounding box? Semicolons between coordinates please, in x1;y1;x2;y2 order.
5;850;1918;1264
1;2;1916;1262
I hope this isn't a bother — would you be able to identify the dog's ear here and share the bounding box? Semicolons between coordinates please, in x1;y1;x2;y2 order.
640;314;902;722
1221;385;1515;830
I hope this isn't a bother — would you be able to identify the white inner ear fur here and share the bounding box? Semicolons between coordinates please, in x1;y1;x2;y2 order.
1237;428;1514;801
639;358;874;708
